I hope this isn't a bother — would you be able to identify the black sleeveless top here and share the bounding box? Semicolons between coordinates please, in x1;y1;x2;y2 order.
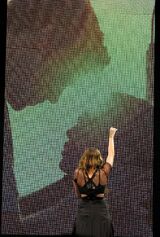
74;168;106;200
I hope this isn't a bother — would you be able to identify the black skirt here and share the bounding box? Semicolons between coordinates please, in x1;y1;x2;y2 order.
72;198;114;237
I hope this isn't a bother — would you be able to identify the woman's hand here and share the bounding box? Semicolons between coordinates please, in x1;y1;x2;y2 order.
109;127;118;138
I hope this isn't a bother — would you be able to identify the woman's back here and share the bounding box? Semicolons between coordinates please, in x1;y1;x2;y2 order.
74;162;112;199
75;162;111;186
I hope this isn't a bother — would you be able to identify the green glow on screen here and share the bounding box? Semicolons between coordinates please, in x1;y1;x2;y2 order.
7;1;154;197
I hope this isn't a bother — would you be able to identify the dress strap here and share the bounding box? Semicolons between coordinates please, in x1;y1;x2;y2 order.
85;168;98;181
99;169;100;185
82;169;87;183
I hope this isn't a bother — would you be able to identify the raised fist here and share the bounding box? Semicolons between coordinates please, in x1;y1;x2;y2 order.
109;127;118;138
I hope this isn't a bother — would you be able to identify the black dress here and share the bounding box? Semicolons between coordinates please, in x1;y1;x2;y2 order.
72;164;114;237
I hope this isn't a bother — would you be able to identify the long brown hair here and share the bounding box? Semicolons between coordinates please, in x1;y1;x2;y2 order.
78;147;104;171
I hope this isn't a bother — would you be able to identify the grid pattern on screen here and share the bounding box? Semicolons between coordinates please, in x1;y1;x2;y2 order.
2;0;154;236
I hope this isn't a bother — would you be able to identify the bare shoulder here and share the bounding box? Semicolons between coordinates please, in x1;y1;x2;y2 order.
74;168;81;178
74;167;81;174
103;162;113;169
101;162;112;176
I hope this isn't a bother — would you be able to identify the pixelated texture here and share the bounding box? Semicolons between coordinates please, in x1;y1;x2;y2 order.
3;0;154;236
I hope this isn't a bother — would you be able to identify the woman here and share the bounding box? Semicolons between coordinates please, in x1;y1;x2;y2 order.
72;127;118;237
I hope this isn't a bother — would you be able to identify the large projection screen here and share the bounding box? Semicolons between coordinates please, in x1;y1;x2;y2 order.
2;0;154;236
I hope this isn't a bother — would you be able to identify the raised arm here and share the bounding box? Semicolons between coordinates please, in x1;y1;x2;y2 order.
106;127;118;167
101;127;118;177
